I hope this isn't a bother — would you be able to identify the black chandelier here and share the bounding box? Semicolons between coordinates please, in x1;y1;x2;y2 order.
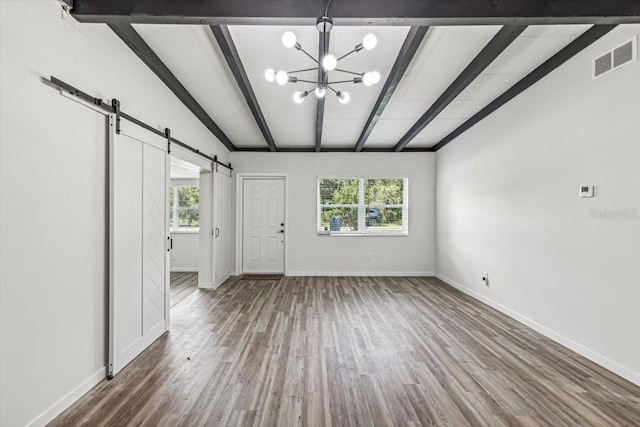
264;16;381;105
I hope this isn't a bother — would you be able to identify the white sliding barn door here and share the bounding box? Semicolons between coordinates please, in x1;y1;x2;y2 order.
108;118;169;378
213;166;232;286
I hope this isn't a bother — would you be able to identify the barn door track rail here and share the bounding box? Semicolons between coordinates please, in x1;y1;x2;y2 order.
46;76;233;171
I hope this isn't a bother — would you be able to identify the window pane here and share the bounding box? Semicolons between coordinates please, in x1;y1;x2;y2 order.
366;207;404;232
177;187;199;209
178;208;199;228
365;179;403;205
320;207;359;232
319;179;359;205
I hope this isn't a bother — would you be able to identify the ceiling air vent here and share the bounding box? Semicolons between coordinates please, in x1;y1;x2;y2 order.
613;40;634;67
593;37;637;79
594;52;612;77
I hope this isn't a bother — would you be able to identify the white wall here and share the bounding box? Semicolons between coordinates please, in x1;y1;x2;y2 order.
0;2;229;426
170;233;199;271
230;152;436;276
435;25;640;386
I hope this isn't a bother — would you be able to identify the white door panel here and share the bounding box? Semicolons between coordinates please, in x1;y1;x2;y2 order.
143;144;168;337
242;179;285;273
111;134;144;368
214;167;232;286
109;123;168;378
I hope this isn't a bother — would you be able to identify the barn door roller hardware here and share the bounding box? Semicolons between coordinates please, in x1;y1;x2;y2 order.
111;99;121;134
165;128;171;154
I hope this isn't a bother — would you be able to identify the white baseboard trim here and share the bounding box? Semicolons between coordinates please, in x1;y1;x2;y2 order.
26;366;106;427
286;271;435;277
435;274;640;387
198;281;214;289
170;267;198;272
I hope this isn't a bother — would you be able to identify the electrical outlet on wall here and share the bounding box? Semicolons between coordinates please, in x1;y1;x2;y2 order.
482;272;489;286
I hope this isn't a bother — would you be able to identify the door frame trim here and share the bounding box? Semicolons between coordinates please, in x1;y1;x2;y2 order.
235;173;289;276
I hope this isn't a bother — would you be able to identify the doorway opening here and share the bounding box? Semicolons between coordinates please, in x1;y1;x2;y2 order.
169;156;201;307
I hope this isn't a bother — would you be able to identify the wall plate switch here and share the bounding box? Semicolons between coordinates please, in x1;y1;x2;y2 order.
579;185;594;198
482;272;489;286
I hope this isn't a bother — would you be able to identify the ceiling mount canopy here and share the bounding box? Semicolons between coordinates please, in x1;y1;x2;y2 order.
264;6;381;106
316;16;333;33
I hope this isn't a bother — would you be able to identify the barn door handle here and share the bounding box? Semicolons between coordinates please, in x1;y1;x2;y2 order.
215;228;220;237
167;237;172;251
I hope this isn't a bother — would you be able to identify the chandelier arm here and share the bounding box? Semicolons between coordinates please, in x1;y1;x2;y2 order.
297;47;320;64
327;86;339;94
288;67;320;74
296;79;320;84
337;49;358;61
334;68;363;76
327;79;355;84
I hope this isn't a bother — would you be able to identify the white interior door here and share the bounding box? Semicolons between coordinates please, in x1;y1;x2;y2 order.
109;118;169;378
214;166;232;285
242;178;285;274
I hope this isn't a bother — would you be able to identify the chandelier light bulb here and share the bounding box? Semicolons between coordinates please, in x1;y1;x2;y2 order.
322;54;337;71
282;31;297;48
338;91;350;104
362;72;376;86
315;87;326;98
275;70;289;85
264;68;276;82
371;71;381;84
362;33;378;51
293;91;306;104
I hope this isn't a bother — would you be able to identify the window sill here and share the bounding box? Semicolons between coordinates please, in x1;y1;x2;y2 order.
317;232;408;237
170;229;200;235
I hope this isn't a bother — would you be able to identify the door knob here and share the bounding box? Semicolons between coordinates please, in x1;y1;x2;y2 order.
281;223;284;226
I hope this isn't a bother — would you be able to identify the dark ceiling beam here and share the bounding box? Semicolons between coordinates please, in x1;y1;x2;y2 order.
108;23;236;151
211;25;277;152
233;146;272;152
354;26;429;152
325;147;435;153
393;25;526;152
315;31;329;152
238;146;435;153
432;25;617;152
72;0;640;25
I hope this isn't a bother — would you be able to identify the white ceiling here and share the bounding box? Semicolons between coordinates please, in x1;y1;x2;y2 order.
320;26;410;147
130;23;595;151
365;26;502;148
133;24;265;147
408;24;593;148
229;25;319;148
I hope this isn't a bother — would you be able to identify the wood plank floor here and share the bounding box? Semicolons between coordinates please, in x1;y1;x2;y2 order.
50;276;640;426
170;272;198;308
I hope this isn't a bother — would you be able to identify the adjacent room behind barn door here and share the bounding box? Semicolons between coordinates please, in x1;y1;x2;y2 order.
168;157;201;306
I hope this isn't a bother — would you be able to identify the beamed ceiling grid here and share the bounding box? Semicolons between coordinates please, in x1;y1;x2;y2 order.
71;0;639;153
